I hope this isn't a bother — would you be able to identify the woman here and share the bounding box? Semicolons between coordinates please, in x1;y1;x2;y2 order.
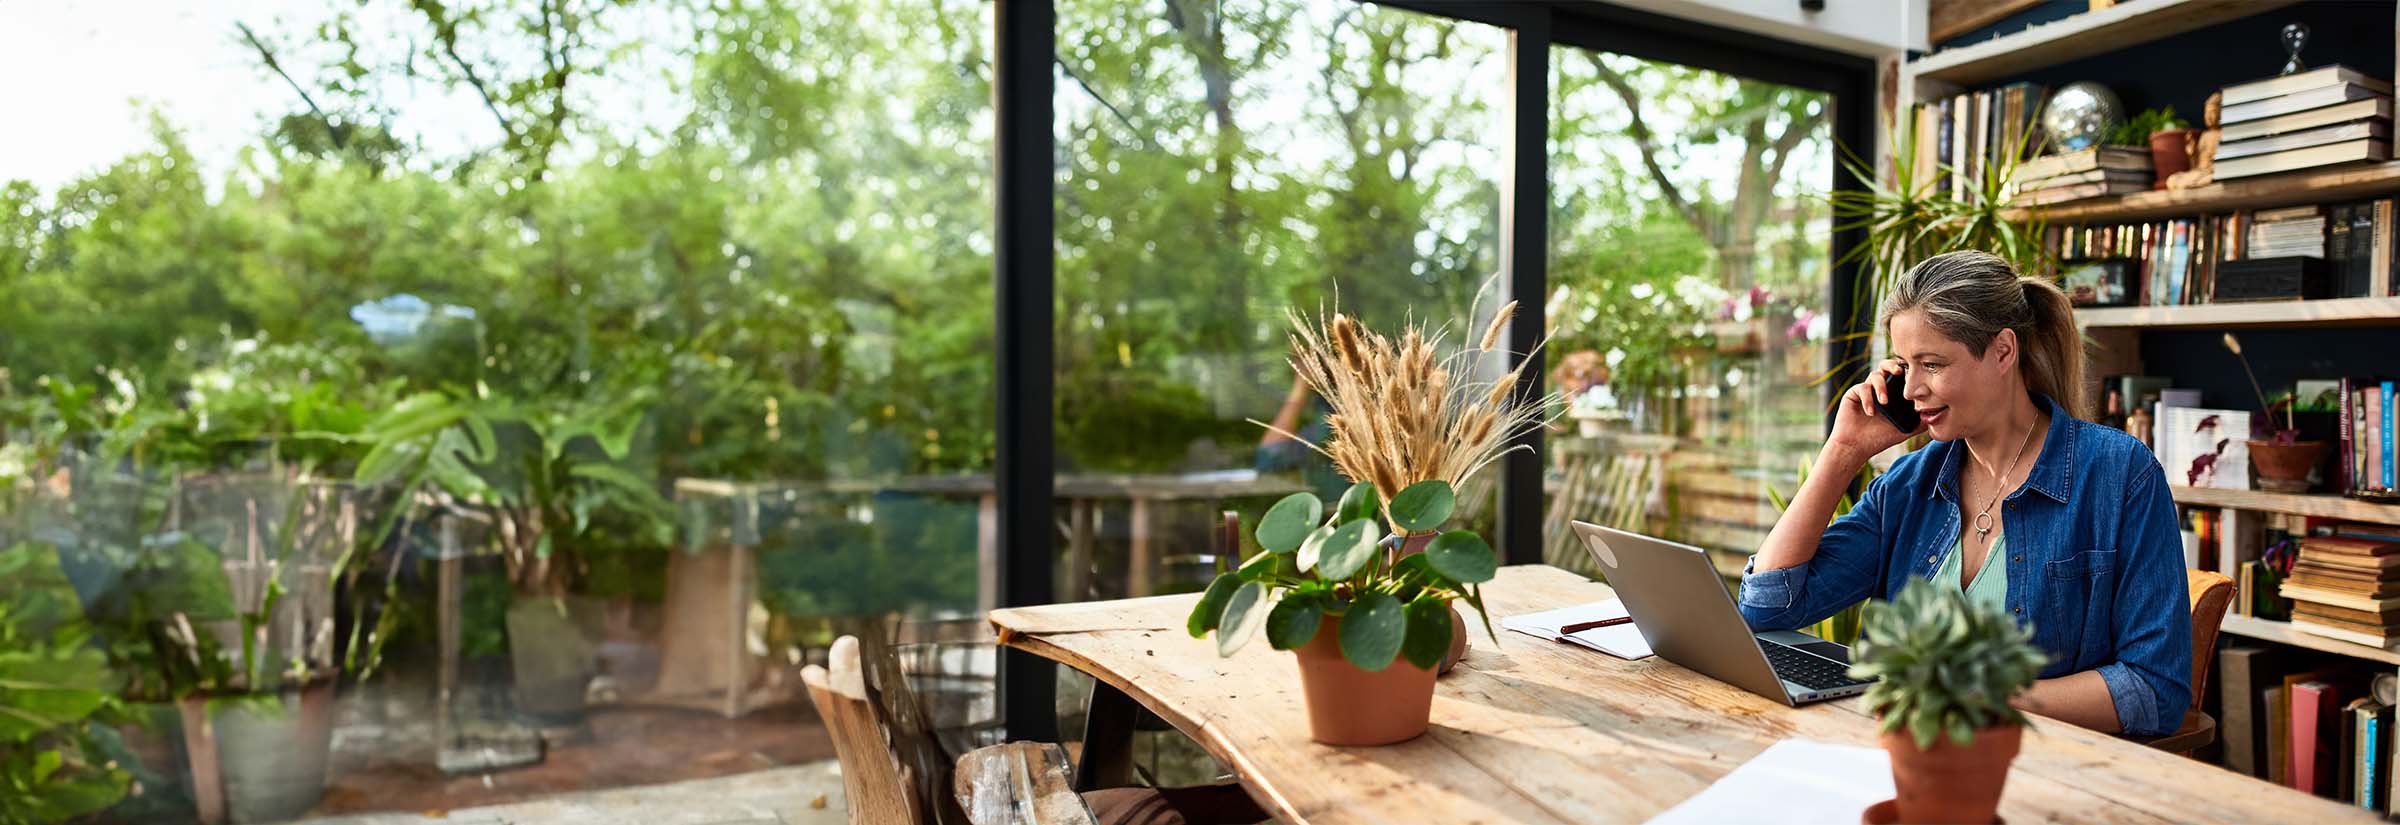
1739;250;2192;737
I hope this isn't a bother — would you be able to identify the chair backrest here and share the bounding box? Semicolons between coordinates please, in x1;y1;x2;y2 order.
2185;568;2236;710
801;631;969;825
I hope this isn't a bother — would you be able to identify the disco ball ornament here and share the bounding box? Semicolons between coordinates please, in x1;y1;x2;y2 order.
2041;82;2124;152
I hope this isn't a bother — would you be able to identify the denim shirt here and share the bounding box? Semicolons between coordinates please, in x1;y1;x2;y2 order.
1737;394;2193;737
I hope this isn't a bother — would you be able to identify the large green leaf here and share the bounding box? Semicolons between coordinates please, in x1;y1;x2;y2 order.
1424;530;1496;584
1237;550;1291;583
1255;492;1323;553
1217;582;1270;657
1335;481;1380;524
1314;518;1383;581
1187;573;1242;638
1388;480;1454;532
1400;595;1454;671
1295;523;1337;573
1265;594;1322;651
1337;593;1406;672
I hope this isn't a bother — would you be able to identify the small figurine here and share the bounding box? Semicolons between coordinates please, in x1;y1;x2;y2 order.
2166;91;2221;190
2281;23;2309;76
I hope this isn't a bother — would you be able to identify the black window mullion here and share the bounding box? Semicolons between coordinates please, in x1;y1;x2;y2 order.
995;0;1058;744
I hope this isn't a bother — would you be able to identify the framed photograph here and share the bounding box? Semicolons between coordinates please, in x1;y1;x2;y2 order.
2061;258;2136;307
2156;406;2251;490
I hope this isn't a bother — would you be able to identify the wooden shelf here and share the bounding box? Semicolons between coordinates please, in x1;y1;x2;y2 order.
2073;297;2400;329
1908;0;2301;86
2221;614;2400;666
2171;486;2400;526
2002;162;2400;225
1900;0;2294;86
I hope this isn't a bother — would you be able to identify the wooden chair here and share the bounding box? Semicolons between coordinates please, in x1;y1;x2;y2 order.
2145;568;2235;756
1542;436;1663;576
801;632;970;824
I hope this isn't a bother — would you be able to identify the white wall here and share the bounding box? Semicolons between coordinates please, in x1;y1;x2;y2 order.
1593;0;1927;58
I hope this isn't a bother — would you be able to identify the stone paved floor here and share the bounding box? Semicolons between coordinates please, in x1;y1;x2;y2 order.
290;760;848;825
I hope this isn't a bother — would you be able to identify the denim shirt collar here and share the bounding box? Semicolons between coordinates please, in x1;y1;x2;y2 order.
1929;393;2077;506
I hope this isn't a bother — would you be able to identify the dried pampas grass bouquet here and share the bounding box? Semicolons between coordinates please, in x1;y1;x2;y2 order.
1262;298;1558;527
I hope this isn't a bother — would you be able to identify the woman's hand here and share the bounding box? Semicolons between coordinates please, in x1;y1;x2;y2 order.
1825;358;1922;466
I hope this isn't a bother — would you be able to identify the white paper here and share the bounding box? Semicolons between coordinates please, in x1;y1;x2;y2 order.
1502;600;1653;660
1645;738;1895;825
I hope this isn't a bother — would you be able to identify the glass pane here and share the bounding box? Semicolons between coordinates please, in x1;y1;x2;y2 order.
0;1;993;819
1546;49;1835;578
1051;0;1510;764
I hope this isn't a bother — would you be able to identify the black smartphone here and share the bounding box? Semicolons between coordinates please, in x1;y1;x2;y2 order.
1877;370;1920;433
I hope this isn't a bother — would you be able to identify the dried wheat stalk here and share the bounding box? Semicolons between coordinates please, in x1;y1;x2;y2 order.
1259;299;1558;513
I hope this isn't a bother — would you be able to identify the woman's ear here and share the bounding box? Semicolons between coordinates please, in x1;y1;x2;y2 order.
1991;328;2019;370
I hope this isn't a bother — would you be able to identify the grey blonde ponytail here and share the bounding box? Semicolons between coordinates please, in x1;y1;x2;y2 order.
1881;250;2089;420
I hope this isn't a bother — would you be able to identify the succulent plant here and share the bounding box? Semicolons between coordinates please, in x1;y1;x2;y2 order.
1847;578;2050;749
1186;479;1497;672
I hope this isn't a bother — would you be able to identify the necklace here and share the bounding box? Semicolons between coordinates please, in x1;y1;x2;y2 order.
1968;417;2040;543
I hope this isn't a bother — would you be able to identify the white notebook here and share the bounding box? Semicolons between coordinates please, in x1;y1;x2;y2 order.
1501;600;1654;660
1646;739;1895;824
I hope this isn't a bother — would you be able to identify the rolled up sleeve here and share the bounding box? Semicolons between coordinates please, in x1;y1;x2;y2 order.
2101;460;2194;738
1738;469;1893;632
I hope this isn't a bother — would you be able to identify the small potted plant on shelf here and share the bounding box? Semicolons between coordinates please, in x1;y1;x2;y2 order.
1849;579;2049;825
2112;106;2192;187
1187;301;1549;746
2224;333;2326;492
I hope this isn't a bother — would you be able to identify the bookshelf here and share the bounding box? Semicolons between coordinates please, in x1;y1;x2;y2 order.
1907;0;2304;87
2171;486;2400;525
2221;614;2400;666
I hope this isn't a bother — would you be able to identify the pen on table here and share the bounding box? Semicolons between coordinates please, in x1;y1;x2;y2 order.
1558;617;1633;635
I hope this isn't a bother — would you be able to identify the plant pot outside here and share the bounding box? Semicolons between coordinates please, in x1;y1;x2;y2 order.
1291;615;1438;746
178;672;340;825
1880;723;2020;825
1390;534;1468;673
2148;129;2195;187
2247;439;2326;493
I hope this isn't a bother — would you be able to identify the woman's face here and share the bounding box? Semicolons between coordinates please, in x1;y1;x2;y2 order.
1888;308;2019;442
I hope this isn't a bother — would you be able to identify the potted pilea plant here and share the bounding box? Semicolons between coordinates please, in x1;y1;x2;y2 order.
1187;301;1550;746
1188;479;1495;746
1849;579;2049;825
2224;333;2326;492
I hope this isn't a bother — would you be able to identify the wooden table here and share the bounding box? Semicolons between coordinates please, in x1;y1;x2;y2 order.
991;564;2375;824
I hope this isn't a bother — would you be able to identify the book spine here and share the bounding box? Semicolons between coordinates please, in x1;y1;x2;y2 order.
2296;682;2329;793
2376;198;2394;297
2374;390;2387;490
2371;381;2390;489
2370;714;2382;809
2342;377;2357;493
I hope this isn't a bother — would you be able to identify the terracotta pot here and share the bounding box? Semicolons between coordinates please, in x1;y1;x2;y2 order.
1880;723;2021;825
2148;129;2195;187
1293;616;1439;746
2248;439;2325;492
1390;534;1468;673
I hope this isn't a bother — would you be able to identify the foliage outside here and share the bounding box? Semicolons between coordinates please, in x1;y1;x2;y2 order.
1848;578;2049;750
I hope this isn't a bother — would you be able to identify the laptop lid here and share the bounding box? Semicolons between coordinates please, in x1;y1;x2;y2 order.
1570;521;1796;705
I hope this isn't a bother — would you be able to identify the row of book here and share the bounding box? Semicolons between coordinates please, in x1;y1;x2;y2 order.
2341;378;2400;499
1907;82;2046;200
2214;65;2393;181
2045;198;2400;307
2218;650;2399;812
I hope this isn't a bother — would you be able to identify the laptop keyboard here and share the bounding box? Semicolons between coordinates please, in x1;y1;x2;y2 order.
1762;642;1871;692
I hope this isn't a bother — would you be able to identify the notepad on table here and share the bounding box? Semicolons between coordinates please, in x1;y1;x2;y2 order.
1645;738;1895;825
1502;600;1654;660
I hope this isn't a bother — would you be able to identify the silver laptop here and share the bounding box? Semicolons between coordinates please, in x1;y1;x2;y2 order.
1570;521;1873;706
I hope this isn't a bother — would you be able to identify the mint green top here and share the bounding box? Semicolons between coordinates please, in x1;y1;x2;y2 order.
1932;532;2009;610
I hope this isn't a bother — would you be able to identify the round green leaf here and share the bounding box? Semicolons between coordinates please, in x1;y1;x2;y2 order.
1424;530;1497;584
1338;593;1406;671
1187;573;1242;638
1388;480;1455;532
1217;581;1270;657
1400;595;1455;670
1295;524;1337;573
1335;481;1380;524
1255;492;1323;553
1237;549;1290;583
1314;518;1384;581
1265;594;1323;651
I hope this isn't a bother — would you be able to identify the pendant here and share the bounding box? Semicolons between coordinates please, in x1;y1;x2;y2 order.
1974;512;1994;541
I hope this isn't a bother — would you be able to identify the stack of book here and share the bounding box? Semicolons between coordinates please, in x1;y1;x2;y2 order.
2282;531;2400;647
2009;146;2150;205
2251;206;2330;257
2216;65;2395;180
